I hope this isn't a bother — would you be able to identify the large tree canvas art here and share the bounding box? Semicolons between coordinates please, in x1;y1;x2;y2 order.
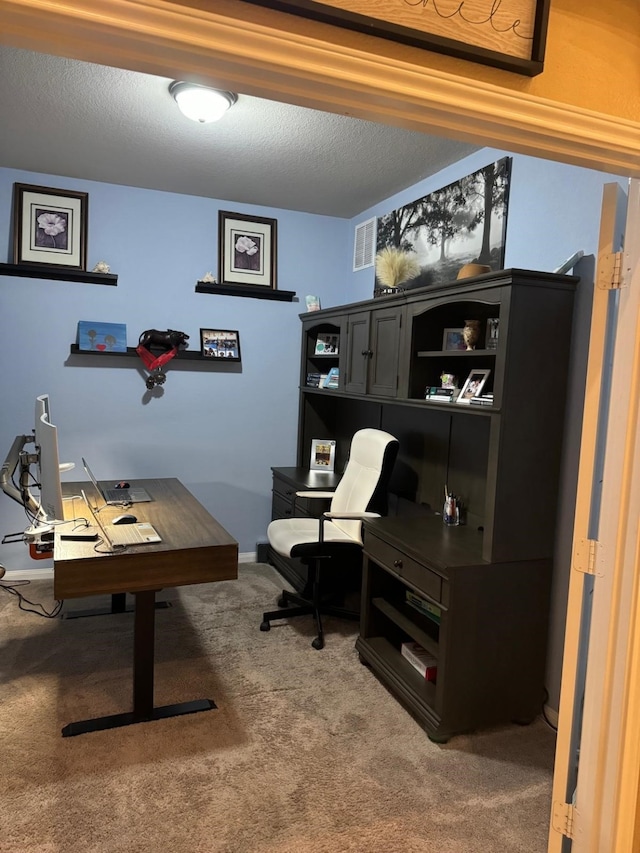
376;157;512;290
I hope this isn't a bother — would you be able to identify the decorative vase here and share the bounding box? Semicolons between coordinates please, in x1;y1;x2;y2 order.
462;319;481;351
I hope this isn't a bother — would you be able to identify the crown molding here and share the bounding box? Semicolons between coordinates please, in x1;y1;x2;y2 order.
1;0;638;177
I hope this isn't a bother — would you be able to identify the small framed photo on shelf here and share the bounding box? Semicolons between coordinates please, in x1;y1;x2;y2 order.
310;438;336;472
442;328;466;351
12;183;88;270
218;210;277;291
457;369;491;404
314;333;339;355
200;329;241;361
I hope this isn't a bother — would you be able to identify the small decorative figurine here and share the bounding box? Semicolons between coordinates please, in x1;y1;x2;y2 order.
200;271;216;283
92;260;111;273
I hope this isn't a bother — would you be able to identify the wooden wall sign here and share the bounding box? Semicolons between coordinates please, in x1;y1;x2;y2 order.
244;0;550;76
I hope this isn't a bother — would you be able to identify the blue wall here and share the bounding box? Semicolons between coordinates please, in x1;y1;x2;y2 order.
0;169;348;568
0;153;626;573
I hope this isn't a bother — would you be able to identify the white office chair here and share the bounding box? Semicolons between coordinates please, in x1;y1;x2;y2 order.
260;428;399;649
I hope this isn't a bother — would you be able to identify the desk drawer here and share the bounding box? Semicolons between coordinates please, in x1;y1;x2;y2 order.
365;533;442;603
272;493;294;520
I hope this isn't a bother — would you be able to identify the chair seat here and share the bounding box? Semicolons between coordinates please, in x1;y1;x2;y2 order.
267;517;359;559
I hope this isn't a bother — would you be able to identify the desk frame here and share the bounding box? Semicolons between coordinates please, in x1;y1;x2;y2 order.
55;478;238;737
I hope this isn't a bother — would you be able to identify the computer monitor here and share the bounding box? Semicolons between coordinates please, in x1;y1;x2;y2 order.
34;394;65;523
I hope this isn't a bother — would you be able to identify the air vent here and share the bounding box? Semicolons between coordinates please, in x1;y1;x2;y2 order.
353;217;376;271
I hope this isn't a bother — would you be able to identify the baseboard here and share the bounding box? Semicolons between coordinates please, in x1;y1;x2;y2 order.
3;551;260;582
544;704;559;729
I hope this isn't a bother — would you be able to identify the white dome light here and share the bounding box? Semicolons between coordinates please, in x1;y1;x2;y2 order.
169;82;237;123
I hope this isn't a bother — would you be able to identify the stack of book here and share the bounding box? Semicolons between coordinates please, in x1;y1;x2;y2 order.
425;386;455;403
469;393;494;407
405;590;441;625
401;641;438;681
306;372;321;388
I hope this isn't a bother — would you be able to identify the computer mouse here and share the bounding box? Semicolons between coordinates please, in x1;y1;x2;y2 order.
112;514;137;525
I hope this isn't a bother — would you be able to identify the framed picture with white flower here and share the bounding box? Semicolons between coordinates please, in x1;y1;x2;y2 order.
218;210;277;291
12;183;88;270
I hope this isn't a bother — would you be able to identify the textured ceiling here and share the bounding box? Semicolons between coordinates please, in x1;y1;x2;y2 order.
0;46;479;218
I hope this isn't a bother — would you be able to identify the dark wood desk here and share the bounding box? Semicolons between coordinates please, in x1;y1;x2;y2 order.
55;478;238;737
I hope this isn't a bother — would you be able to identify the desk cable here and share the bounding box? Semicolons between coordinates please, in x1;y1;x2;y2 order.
0;564;63;618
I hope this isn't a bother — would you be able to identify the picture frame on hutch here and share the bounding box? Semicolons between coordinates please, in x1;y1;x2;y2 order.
310;439;336;472
442;328;466;351
218;211;277;292
12;183;88;270
200;328;241;361
457;369;491;404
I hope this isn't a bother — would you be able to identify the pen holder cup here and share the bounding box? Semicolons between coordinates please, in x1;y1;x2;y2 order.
443;497;460;526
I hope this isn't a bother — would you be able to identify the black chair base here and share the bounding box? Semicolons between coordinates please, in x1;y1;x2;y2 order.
260;588;358;650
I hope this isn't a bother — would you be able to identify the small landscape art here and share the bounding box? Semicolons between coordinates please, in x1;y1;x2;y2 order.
375;157;512;291
77;321;127;353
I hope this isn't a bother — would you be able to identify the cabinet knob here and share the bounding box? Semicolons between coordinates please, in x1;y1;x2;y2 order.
393;559;403;569
286;490;293;496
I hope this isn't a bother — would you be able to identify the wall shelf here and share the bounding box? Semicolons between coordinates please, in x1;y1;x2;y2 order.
69;345;226;363
195;282;296;301
0;263;118;286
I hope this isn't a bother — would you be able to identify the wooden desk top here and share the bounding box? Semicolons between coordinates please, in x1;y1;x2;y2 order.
54;479;238;599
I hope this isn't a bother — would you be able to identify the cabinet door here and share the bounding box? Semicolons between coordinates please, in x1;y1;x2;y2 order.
344;311;370;395
369;306;403;397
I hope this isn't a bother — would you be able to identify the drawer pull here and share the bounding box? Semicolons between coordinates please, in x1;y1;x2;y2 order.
393;559;403;569
286;490;293;496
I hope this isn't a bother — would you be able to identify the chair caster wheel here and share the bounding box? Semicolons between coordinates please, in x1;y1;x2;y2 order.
277;595;288;608
260;620;271;632
311;637;324;650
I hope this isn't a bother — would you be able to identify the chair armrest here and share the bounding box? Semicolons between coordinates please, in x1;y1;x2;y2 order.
295;491;335;499
323;511;380;520
318;510;380;542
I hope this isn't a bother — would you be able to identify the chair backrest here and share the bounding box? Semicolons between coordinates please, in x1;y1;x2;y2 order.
329;428;399;544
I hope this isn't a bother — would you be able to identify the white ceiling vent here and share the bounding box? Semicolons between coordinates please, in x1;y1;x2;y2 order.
353;217;377;271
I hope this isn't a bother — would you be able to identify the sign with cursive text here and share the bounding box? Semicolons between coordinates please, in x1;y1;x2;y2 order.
244;0;549;76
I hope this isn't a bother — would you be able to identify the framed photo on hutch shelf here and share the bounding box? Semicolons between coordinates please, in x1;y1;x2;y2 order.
442;328;466;351
310;439;336;472
457;369;491;404
12;183;88;270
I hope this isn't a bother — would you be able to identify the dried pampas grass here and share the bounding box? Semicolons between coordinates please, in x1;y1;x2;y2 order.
375;247;420;288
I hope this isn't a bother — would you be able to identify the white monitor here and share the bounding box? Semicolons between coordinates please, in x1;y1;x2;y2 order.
34;394;65;523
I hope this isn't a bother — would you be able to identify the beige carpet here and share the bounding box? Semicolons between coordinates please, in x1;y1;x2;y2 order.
0;564;556;853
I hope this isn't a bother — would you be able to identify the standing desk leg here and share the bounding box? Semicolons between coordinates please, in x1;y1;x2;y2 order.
61;589;216;737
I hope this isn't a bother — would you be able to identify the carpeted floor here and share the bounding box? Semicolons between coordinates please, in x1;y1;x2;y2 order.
0;564;556;852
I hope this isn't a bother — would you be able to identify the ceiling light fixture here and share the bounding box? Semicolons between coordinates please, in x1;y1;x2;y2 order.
169;81;237;123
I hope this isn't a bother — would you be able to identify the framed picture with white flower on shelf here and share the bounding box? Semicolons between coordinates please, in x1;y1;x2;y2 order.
12;183;88;271
218;210;277;292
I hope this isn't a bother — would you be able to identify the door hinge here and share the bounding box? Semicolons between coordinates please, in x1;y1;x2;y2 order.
598;251;628;290
574;537;601;576
552;801;575;839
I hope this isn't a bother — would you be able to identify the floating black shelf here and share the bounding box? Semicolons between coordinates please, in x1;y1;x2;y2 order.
0;263;118;286
195;282;296;301
70;345;206;361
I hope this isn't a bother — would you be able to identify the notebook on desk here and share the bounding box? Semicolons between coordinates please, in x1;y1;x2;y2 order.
107;522;162;546
82;458;151;504
80;490;161;547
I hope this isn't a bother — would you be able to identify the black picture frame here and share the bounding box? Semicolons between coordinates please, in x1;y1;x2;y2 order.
200;328;242;362
218;210;277;291
240;0;549;76
12;183;88;270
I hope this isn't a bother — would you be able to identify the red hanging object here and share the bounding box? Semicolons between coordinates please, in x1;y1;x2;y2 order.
136;329;190;389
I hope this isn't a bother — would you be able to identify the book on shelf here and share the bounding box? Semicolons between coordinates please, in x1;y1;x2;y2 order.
400;642;438;682
405;590;441;625
306;372;321;388
425;386;456;403
323;367;340;389
469;394;494;406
